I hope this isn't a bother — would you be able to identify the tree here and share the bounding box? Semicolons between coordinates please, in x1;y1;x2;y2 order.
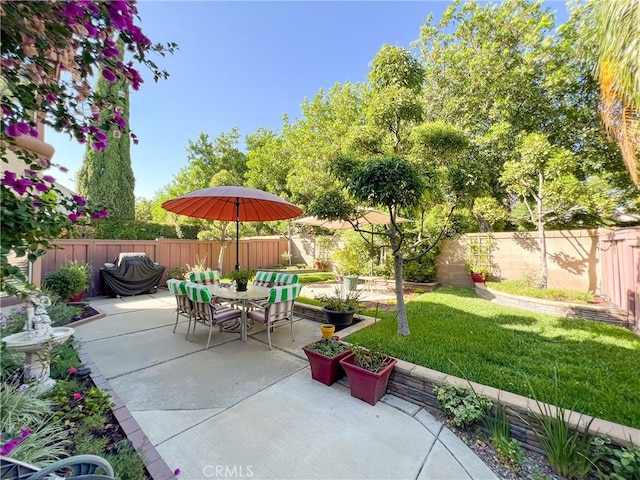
1;0;174;293
418;0;634;227
593;0;640;186
500;132;615;287
78;39;135;221
311;156;426;336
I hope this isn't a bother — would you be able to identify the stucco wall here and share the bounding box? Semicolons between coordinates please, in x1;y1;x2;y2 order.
437;229;603;292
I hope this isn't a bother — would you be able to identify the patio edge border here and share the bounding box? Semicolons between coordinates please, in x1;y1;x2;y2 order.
77;346;177;480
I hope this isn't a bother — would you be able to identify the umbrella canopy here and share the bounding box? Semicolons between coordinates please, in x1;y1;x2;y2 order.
162;186;303;270
295;208;409;230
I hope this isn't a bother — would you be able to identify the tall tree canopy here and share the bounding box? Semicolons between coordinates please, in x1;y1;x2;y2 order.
78;39;135;221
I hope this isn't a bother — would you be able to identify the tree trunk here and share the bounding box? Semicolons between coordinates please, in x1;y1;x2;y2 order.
537;171;548;288
218;244;227;273
389;221;409;336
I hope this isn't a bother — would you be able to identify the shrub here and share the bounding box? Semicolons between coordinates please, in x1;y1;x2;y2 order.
42;262;88;301
594;439;640;480
403;245;440;283
434;384;492;428
92;218;201;240
166;266;188;280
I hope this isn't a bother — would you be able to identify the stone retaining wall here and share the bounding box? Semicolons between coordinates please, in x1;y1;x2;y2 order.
475;283;632;330
387;359;640;453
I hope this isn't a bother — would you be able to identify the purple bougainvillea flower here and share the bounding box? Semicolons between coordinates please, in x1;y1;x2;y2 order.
113;110;127;129
42;175;56;183
99;209;109;218
68;213;79;223
24;169;36;176
20;428;30;438
92;140;107;152
29;127;39;137
174;468;181;476
45;93;58;103
73;195;87;206
101;68;117;82
2;171;17;186
35;182;49;193
5;122;30;138
12;178;33;195
72;392;83;401
68;366;77;374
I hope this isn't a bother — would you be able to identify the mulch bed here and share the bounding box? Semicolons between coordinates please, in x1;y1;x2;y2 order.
70;304;102;322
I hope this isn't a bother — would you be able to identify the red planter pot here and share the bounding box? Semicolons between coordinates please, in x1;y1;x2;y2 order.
470;272;487;283
69;293;84;303
339;353;397;406
302;342;352;386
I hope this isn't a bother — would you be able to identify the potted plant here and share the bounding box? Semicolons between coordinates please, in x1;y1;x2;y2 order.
339;345;397;406
318;287;363;327
313;258;326;270
330;232;368;291
226;269;255;292
465;234;493;283
302;338;353;386
42;261;90;302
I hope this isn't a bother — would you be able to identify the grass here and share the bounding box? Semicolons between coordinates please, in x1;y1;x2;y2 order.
486;279;594;304
346;286;640;429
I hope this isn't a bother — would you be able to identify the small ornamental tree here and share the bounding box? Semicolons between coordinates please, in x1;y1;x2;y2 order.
1;0;175;294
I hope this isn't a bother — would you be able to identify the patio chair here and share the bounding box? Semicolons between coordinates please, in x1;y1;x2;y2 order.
185;283;242;349
253;270;277;287
1;454;114;480
247;283;302;350
187;270;220;285
273;272;299;285
167;279;192;335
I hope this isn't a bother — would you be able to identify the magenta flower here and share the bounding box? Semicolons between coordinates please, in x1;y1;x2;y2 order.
113;110;127;129
174;468;181;476
73;195;87;206
42;175;56;183
12;178;33;195
68;366;77;374
28;127;39;138
73;392;83;401
68;213;79;223
20;429;30;438
99;209;109;218
102;68;117;82
24;169;36;176
2;171;17;186
84;22;99;37
92;140;107;151
45;93;58;103
4;122;30;138
35;182;49;193
61;2;84;21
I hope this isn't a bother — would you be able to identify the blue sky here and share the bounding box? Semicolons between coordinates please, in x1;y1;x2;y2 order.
46;1;570;199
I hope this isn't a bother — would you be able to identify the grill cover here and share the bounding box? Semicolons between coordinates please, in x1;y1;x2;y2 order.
100;253;165;297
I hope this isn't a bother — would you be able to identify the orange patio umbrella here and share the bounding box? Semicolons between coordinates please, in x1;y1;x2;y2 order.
162;186;303;271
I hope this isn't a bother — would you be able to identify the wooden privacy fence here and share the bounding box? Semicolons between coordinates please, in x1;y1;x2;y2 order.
36;237;288;297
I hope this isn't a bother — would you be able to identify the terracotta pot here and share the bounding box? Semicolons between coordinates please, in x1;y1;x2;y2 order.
340;353;397;406
302;341;352;386
470;272;487;283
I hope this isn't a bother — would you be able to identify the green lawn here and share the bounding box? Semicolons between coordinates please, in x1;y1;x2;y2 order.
344;286;640;429
486;279;594;304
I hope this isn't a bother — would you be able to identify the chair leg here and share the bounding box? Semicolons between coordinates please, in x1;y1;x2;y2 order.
206;322;213;350
173;311;179;333
267;322;273;350
289;318;295;343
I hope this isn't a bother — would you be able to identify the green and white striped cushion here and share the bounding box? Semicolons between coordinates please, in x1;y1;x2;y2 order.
167;279;181;295
188;270;220;285
267;283;302;304
254;270;276;286
185;282;212;304
273;273;298;285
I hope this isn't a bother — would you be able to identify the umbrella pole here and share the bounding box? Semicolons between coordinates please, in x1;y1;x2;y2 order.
235;198;240;271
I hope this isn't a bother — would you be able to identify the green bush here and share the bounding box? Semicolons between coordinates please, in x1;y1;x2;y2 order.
403;245;440;283
434;384;492;428
595;443;640;480
42;263;88;301
92;218;201;240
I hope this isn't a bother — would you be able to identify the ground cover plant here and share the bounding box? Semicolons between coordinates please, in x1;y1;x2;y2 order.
486;279;595;304
0;304;148;479
346;286;640;428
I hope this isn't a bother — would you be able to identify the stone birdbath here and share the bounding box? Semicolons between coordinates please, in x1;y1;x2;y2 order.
2;293;74;393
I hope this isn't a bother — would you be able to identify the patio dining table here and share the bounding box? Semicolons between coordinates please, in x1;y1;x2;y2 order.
205;284;271;342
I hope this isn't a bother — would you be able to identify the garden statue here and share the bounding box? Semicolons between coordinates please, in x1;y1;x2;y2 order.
25;293;54;338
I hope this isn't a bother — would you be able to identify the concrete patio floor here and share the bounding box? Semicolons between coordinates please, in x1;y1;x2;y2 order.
74;287;497;480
